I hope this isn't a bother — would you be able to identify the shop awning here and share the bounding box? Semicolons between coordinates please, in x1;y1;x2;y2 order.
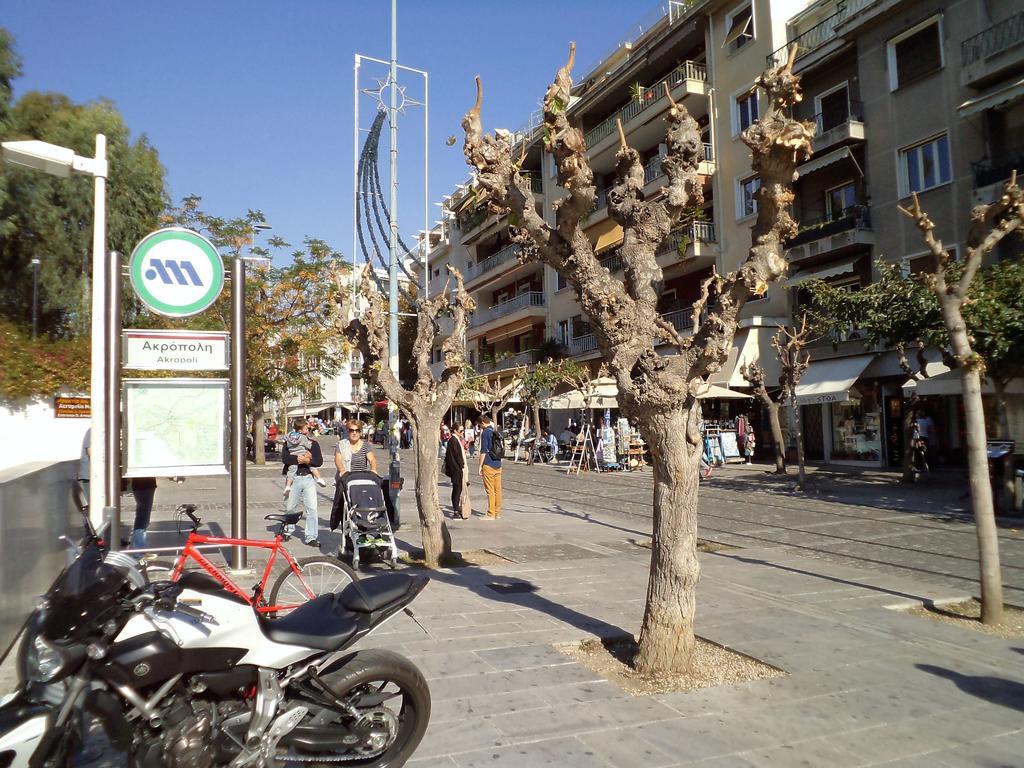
541;377;618;409
796;146;852;178
958;76;1024;118
904;369;1024;396
486;320;536;344
786;255;859;286
695;383;753;400
795;354;874;405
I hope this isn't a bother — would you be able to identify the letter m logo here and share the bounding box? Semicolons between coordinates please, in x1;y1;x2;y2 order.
147;259;204;286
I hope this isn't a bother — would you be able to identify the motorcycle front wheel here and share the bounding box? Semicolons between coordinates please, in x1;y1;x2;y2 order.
280;649;430;767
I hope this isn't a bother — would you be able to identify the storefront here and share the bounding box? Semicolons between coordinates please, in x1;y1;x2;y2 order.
795;354;884;466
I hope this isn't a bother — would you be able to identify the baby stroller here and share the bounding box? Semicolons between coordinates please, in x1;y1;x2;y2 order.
333;470;398;569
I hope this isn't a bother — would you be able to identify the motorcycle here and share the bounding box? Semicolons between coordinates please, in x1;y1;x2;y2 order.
0;540;431;767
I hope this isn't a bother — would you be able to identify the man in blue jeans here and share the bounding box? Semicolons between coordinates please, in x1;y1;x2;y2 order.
282;419;324;547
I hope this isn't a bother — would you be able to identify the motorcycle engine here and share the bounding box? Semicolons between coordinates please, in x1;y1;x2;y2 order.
162;704;214;768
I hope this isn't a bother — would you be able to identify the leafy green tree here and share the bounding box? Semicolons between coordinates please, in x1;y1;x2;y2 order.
163;197;349;464
517;360;563;464
0;83;167;335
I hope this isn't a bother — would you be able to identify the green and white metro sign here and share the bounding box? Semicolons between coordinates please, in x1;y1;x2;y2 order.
128;228;225;317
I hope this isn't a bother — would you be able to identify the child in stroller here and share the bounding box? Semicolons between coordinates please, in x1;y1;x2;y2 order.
331;470;399;569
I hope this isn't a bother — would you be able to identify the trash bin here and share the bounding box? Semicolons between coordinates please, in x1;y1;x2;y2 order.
987;440;1015;514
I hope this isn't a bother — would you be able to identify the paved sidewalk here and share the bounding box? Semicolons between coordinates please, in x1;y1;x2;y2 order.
132;446;1022;767
9;444;1021;766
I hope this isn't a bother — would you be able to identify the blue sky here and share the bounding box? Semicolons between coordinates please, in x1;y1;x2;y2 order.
4;0;655;265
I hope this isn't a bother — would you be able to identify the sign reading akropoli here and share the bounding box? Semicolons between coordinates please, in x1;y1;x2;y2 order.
129;228;225;317
123;329;229;371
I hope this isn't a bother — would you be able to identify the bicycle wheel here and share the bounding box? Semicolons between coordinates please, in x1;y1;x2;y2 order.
269;556;358;613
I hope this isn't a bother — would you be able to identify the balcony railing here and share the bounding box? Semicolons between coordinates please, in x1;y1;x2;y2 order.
583;60;707;149
786;204;870;248
479;349;536;373
569;334;598;355
598;222;716;274
458;205;488;234
767;0;875;68
466;242;523;280
972;148;1024;189
813;100;864;134
523;173;544;193
471;291;545;326
962;11;1024;67
660;308;708;333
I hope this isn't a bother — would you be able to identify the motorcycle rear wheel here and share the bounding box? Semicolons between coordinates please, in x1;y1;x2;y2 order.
281;649;430;767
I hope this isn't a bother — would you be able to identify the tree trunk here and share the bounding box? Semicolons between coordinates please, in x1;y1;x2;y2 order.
635;407;701;675
252;397;266;465
960;367;1005;624
411;418;452;568
902;394;920;484
765;401;787;474
527;401;542;465
791;397;806;490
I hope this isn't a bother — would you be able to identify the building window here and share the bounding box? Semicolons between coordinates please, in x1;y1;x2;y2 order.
724;3;754;52
826;182;857;217
734;90;758;134
556;271;568;291
887;16;944;91
737;175;760;219
817;84;850;132
899;134;951;196
557;320;569;345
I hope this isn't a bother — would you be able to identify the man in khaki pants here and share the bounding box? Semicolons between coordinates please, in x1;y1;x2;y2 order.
477;415;503;519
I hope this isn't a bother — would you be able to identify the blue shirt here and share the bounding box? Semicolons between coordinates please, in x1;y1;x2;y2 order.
480;427;501;469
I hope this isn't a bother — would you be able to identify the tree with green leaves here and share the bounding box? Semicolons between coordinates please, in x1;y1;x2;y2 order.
163;197;349;465
516;359;564;464
0;48;167;336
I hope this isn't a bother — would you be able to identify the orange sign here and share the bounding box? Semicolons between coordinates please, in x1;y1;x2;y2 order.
54;396;91;418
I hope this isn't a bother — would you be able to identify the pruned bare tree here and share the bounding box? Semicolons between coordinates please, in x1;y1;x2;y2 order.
462;43;812;673
739;360;787;474
772;319;811;490
897;176;1024;625
345;265;475;568
459;371;521;424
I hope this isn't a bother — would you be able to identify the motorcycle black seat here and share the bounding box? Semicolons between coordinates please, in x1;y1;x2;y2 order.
265;512;302;525
257;595;359;651
338;573;418;613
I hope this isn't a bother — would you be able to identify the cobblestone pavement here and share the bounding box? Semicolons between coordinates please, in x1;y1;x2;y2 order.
7;442;1022;766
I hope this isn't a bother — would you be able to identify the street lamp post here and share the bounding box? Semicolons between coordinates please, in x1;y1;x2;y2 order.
2;137;109;526
30;258;40;339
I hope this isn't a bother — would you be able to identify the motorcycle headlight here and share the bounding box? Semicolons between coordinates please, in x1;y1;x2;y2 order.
26;636;66;683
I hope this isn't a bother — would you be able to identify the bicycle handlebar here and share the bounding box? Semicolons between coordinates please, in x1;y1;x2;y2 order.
176;504;201;531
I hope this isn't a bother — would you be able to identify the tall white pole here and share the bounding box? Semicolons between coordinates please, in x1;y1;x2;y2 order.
388;0;399;380
88;134;108;528
353;55;361;304
423;71;429;300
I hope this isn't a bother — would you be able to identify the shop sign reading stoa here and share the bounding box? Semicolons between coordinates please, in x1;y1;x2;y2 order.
129;228;225;317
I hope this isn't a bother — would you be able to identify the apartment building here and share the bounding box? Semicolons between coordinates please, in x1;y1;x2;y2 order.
422;0;1024;464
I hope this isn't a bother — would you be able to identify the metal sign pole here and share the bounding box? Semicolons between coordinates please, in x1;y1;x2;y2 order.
230;257;248;570
387;0;402;514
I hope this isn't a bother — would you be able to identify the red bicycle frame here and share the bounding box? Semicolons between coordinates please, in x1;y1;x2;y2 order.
168;532;315;614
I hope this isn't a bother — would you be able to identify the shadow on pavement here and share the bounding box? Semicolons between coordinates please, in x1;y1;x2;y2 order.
916;664;1024;712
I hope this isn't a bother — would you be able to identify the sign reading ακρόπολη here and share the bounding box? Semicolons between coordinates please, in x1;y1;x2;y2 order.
128;228;225;317
123;329;229;371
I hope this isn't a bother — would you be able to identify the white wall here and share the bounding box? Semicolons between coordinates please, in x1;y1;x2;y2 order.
0;397;89;473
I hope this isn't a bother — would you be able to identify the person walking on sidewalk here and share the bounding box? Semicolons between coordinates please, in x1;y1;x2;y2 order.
744;428;756;465
478;415;503;519
444;423;471;519
281;418;324;547
128;476;157;549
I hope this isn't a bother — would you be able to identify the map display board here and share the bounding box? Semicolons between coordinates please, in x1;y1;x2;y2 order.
123;379;229;477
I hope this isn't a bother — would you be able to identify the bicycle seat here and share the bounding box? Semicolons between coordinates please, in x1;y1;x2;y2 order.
265;512;302;525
